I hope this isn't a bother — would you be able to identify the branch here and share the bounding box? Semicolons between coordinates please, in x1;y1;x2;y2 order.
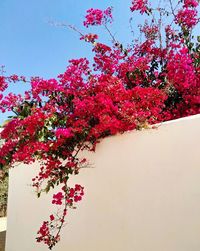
49;20;85;37
169;0;176;18
103;23;118;44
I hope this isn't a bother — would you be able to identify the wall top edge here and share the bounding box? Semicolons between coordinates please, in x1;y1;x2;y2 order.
0;113;200;135
157;113;200;126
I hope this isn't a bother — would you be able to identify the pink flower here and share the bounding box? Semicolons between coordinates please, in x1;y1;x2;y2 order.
0;76;8;92
175;8;198;28
183;0;199;8
52;192;64;205
49;214;55;221
130;0;149;14
83;7;113;27
55;128;73;139
67;185;84;203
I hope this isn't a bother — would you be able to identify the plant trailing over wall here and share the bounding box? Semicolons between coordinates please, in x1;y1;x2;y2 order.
0;0;200;249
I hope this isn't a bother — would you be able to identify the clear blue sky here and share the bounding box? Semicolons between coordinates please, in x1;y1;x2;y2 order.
0;0;141;78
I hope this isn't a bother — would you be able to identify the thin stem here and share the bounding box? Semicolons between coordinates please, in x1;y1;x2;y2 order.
49;20;85;37
169;0;176;18
168;0;181;26
54;194;67;242
129;18;135;38
158;10;163;50
103;24;117;44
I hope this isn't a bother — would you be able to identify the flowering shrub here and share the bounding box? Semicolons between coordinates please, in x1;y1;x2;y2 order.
0;0;200;249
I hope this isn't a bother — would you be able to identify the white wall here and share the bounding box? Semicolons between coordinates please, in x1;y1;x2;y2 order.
6;115;200;251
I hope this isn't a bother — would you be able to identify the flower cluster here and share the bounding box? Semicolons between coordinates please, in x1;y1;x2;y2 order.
0;0;200;249
83;7;113;27
37;184;84;249
0;77;7;92
175;0;199;29
130;0;149;14
52;192;64;205
183;0;199;8
140;21;159;40
175;8;198;28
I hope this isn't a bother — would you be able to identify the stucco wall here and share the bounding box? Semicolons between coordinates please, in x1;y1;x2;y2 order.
5;115;200;251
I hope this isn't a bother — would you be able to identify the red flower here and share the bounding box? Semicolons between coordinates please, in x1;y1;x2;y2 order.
83;7;113;27
52;192;64;205
130;0;149;14
49;214;55;221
